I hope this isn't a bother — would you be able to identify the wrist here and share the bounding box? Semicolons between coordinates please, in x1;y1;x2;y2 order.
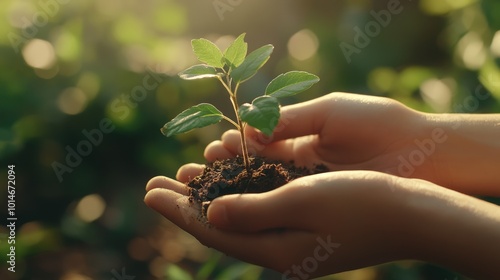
399;177;500;278
421;112;500;194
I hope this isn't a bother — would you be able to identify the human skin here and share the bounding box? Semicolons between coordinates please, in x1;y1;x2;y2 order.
145;92;500;278
204;92;500;196
145;171;500;278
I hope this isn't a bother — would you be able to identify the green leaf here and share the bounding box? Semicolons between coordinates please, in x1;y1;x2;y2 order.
161;103;224;137
178;64;220;80
191;38;224;68
164;264;193;280
231;44;274;83
266;71;320;98
224;33;247;69
238;96;280;136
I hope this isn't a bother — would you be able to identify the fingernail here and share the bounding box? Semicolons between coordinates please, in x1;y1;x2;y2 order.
207;202;228;225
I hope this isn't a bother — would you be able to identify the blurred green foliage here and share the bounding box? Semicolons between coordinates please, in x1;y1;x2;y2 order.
0;0;498;279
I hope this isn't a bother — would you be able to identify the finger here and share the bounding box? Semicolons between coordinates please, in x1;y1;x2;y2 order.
224;127;322;165
176;163;205;182
204;140;236;162
220;130;258;155
219;129;297;161
206;130;270;159
145;187;200;225
207;180;311;232
218;130;243;155
144;188;312;269
145;176;190;195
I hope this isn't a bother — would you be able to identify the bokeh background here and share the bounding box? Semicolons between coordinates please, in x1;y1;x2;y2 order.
1;0;500;279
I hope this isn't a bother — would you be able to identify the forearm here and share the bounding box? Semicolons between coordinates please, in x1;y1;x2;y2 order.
423;113;500;195
401;178;500;278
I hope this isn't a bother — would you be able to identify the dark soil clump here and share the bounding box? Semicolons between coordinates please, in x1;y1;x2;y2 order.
188;156;328;216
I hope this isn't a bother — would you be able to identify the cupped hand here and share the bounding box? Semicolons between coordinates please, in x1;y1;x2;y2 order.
144;168;417;278
204;92;439;184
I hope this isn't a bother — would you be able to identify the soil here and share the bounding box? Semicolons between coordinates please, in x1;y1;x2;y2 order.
188;156;329;217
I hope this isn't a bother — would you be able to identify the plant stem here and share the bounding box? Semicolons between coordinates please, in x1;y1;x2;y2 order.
218;76;233;97
218;76;251;172
230;92;251;172
239;118;252;172
221;116;240;129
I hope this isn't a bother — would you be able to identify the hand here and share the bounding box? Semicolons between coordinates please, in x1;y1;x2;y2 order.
205;92;436;185
145;169;416;278
204;92;500;195
145;92;500;278
145;169;500;279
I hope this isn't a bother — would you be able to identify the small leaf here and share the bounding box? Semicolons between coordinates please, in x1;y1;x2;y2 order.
178;64;220;80
161;104;224;137
266;71;320;98
191;38;224;68
238;96;280;136
231;44;274;83
224;33;247;69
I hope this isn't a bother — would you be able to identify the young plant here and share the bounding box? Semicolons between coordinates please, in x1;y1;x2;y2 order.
161;33;319;171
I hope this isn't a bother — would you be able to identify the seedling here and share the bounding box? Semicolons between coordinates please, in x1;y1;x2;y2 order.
161;33;319;171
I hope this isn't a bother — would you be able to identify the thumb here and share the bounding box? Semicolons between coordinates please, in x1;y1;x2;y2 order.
207;189;299;232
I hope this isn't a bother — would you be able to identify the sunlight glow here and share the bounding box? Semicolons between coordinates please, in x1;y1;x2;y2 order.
420;78;453;112
214;35;236;52
288;29;319;61
75;194;106;223
57;87;88;115
22;39;56;70
456;32;486;70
